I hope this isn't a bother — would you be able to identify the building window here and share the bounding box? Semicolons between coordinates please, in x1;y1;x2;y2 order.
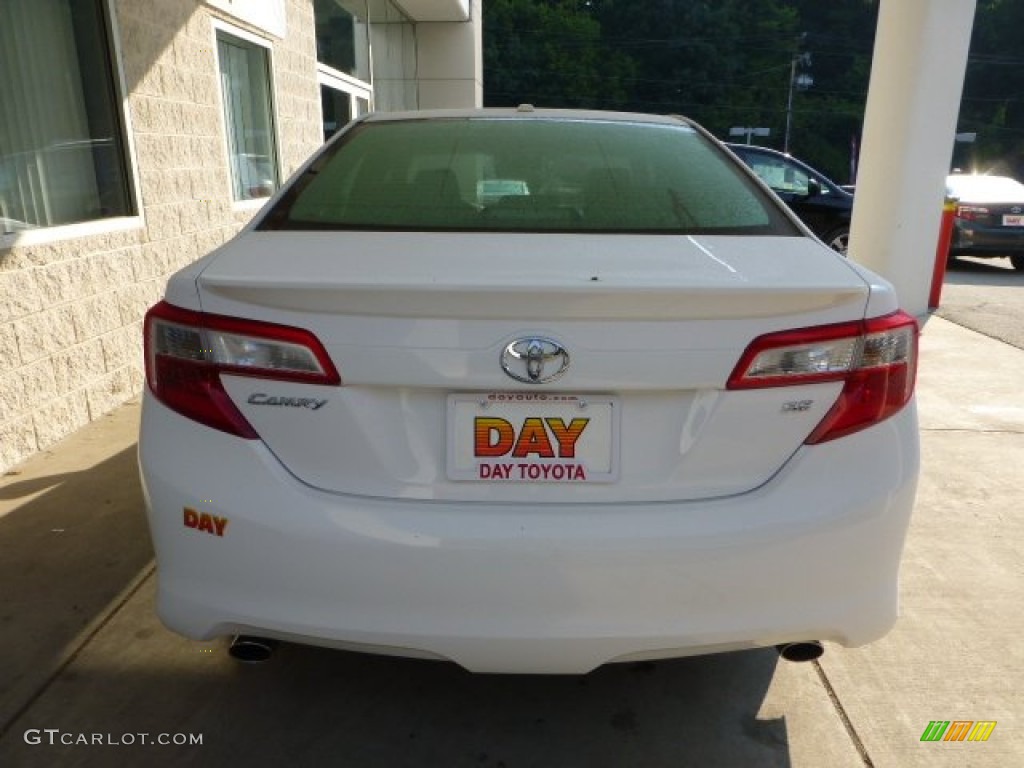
318;72;371;143
0;0;133;235
215;29;280;201
320;86;352;143
315;0;370;82
315;1;373;143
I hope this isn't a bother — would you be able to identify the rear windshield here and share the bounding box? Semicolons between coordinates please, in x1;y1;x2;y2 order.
258;118;799;235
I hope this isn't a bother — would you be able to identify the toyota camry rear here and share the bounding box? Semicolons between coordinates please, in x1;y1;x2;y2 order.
139;109;919;674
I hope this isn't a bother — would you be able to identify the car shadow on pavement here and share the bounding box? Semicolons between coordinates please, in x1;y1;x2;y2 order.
0;446;153;734
3;629;792;768
0;445;794;768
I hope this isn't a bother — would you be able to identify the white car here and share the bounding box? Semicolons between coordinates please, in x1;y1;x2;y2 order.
140;108;920;674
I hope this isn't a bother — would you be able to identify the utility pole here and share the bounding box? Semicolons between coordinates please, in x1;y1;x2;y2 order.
784;51;812;154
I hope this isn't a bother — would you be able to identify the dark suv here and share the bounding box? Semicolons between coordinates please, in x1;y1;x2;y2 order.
726;143;854;255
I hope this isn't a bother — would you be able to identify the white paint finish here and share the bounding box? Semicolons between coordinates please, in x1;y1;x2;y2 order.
194;232;872;321
188;230;872;502
220;376;844;501
849;0;977;315
140;394;918;673
139;111;920;673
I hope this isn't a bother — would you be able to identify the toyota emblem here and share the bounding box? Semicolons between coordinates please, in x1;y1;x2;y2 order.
500;337;570;384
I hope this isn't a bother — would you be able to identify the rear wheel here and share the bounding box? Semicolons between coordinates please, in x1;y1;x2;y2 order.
1010;254;1024;271
824;226;850;256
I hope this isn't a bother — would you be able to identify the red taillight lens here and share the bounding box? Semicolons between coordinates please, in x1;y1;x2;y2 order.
728;311;918;444
144;301;340;438
955;204;988;222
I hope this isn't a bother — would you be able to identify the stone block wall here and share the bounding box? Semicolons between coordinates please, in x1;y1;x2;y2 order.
0;0;321;472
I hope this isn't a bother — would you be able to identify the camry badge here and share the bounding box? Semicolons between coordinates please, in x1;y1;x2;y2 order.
247;393;328;410
501;337;570;384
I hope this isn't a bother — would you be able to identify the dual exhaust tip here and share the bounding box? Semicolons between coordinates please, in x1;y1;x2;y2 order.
228;635;278;663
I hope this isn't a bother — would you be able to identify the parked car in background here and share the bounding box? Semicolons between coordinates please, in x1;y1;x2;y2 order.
727;143;854;255
141;108;919;674
946;173;1024;270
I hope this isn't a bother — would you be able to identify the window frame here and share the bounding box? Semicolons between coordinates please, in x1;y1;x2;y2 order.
211;19;283;210
0;0;142;249
317;67;373;143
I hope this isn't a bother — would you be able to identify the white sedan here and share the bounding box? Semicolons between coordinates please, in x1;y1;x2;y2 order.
140;108;919;674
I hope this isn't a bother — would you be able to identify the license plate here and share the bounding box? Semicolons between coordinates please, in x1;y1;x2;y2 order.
447;393;619;483
1002;214;1024;226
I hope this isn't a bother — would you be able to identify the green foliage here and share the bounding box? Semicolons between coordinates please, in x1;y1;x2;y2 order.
484;0;1024;183
484;0;635;109
960;0;1024;176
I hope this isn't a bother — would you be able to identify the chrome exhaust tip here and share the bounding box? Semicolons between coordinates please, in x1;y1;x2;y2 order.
775;640;824;662
228;635;278;663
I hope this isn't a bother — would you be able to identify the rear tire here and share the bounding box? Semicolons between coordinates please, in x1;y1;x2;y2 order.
824;226;850;256
1011;254;1024;271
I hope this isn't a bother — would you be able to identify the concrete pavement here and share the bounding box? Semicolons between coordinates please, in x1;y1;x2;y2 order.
937;255;1024;350
0;316;1021;767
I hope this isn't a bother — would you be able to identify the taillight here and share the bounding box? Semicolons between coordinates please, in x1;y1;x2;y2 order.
728;310;918;444
955;204;988;222
144;301;340;438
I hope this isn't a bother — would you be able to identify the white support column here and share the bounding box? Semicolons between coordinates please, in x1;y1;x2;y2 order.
415;0;483;109
848;0;976;316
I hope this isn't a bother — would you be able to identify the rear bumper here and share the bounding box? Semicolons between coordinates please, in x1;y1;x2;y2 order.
139;394;920;674
952;222;1024;256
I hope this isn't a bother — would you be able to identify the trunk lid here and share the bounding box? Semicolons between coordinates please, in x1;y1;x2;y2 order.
196;231;870;502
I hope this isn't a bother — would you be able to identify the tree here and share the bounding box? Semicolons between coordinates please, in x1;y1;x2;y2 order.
484;0;634;109
589;0;800;124
960;0;1024;177
483;0;1024;182
785;0;878;181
